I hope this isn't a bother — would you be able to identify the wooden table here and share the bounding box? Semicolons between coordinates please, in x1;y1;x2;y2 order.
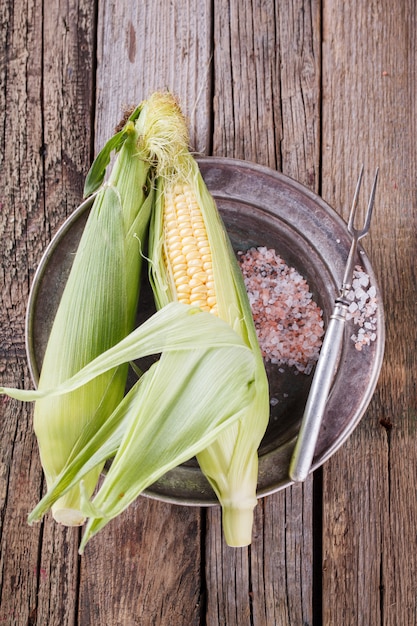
1;1;416;624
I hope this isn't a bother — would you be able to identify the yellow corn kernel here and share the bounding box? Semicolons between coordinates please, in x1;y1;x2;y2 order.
186;266;204;279
176;283;191;294
190;282;207;294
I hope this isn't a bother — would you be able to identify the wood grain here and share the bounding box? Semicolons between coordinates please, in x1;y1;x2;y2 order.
1;0;416;624
321;0;417;624
79;498;203;625
208;1;321;624
94;0;212;153
0;0;95;624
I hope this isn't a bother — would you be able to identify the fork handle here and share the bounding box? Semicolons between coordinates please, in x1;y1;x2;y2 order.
289;299;348;482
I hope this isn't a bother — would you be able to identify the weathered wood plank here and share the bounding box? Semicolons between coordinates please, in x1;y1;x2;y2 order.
207;1;321;624
0;0;96;624
41;0;96;227
212;0;321;186
0;0;51;623
205;508;251;625
94;0;213;153
321;0;417;623
246;485;315;625
76;2;213;624
0;398;43;626
79;498;203;626
34;3;97;622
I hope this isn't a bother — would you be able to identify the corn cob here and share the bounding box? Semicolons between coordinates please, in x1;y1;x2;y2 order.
147;93;270;547
31;109;154;525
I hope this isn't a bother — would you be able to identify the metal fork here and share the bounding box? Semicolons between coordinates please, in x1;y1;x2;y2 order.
289;166;379;482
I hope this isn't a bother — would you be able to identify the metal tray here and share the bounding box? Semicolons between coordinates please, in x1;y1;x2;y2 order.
25;157;385;504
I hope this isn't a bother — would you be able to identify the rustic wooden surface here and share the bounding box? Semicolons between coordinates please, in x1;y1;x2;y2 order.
1;1;416;624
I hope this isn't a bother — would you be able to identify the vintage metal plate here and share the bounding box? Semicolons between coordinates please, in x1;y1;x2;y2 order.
25;157;385;505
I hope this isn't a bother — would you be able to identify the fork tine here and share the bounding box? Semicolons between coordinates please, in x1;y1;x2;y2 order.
360;167;379;237
347;164;364;233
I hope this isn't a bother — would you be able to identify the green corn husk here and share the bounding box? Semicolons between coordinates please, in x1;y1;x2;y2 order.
146;93;270;547
31;107;155;525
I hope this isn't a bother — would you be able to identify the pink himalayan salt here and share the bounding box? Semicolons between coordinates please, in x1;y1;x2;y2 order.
238;246;324;374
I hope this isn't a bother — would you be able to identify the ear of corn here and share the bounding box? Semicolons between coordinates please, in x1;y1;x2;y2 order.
151;180;217;314
30;115;155;525
191;166;269;547
147;94;270;547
